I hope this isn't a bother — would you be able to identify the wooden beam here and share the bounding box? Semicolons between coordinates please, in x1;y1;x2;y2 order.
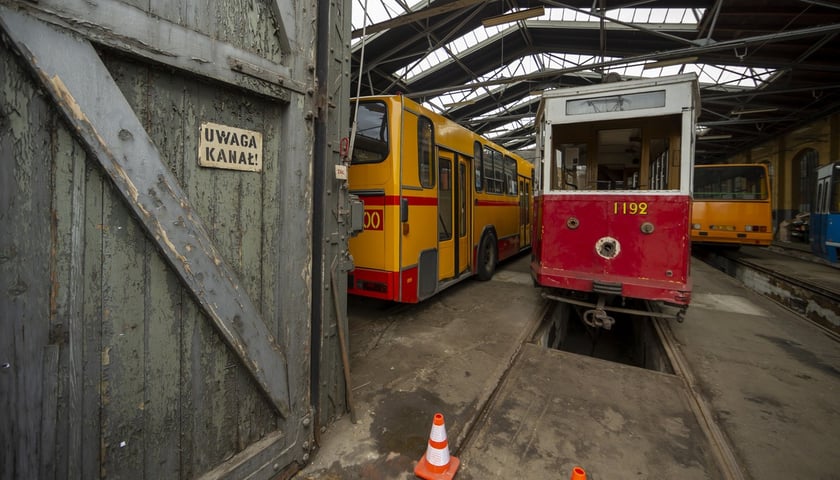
0;7;291;418
14;0;303;100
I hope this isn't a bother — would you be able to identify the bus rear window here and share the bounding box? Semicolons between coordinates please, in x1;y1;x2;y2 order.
351;101;389;164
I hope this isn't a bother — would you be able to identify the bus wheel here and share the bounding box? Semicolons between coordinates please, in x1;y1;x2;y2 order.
477;234;496;281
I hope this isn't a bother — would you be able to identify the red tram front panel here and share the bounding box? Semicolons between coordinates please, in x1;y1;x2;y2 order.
532;192;691;305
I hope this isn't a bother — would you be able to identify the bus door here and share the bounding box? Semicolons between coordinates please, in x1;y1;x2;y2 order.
438;151;456;280
458;156;471;275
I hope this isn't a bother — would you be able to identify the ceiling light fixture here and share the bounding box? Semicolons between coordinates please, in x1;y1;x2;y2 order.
697;134;733;141
481;6;545;28
730;107;779;115
642;56;699;69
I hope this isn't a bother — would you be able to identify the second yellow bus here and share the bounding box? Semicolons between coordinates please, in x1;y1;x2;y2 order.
347;95;533;303
691;163;773;247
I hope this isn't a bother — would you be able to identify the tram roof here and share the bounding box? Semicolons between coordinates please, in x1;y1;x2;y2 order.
350;0;840;164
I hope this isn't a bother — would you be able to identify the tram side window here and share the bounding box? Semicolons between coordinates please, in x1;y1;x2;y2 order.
832;169;840;213
419;117;435;188
551;143;587;191
650;150;669;190
814;181;828;213
474;142;483;192
648;138;669;190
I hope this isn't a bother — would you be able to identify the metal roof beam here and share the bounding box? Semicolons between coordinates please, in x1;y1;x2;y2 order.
405;22;840;98
703;84;840;101
351;0;489;38
543;0;701;46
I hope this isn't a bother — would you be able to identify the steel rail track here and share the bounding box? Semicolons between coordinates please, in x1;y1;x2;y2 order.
650;311;746;480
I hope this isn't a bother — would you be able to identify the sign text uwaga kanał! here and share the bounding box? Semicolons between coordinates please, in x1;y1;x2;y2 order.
205;129;258;164
198;122;263;172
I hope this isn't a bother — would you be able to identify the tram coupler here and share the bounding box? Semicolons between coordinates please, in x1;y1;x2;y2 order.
582;296;615;330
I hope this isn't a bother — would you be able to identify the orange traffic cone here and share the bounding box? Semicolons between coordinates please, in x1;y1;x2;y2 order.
570;466;587;480
414;413;460;480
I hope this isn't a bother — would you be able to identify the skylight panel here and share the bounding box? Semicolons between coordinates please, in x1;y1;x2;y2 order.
485;118;534;141
393;7;705;82
354;2;772;137
352;0;423;28
394;26;500;82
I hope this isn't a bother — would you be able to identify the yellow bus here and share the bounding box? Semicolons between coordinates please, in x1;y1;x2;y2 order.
691;163;772;246
347;95;533;303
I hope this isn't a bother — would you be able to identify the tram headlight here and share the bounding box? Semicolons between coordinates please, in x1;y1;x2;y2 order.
691;223;701;230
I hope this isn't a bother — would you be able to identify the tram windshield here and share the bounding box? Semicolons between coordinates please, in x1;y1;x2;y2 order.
549;117;683;192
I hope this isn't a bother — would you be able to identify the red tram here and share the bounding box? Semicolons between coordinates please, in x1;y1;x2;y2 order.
531;74;700;327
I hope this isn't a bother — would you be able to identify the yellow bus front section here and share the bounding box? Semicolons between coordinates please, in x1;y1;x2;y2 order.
691;201;773;246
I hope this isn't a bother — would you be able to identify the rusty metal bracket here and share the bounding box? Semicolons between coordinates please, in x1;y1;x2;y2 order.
542;291;687;322
582;295;616;330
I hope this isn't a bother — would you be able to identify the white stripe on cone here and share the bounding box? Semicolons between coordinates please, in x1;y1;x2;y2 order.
430;423;447;442
425;443;450;467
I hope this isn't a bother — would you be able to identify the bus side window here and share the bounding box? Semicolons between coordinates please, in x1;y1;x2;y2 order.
505;156;518;196
483;146;494;193
493;150;504;193
474;142;483;192
418;117;435;188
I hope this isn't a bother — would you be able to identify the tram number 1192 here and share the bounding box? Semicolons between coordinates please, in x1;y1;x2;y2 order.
613;202;648;215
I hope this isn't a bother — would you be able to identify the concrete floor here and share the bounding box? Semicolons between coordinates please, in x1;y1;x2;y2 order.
458;343;722;479
671;260;840;480
296;253;840;480
297;253;545;479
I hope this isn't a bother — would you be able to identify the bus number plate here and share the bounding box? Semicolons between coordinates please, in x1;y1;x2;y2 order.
613;202;648;215
364;209;384;230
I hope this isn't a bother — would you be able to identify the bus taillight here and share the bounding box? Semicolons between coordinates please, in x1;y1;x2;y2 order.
359;280;388;293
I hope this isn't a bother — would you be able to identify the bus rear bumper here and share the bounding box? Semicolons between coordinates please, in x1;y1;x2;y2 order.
692;230;773;246
348;267;419;303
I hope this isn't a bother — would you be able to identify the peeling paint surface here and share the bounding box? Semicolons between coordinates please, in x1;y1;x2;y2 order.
0;0;341;477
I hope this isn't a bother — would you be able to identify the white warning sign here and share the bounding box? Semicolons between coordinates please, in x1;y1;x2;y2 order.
198;122;263;172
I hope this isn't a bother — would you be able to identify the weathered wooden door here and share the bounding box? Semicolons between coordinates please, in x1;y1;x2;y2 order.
0;0;351;478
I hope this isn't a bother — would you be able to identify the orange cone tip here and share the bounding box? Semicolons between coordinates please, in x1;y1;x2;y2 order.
571;466;587;480
414;413;460;480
